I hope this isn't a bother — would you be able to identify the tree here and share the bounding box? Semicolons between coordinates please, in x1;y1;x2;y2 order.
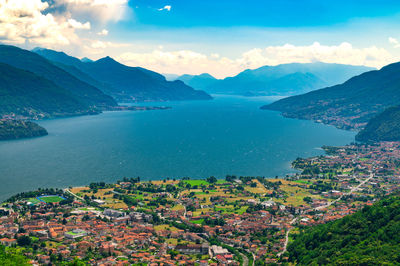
303;196;313;204
17;236;31;247
207;176;218;183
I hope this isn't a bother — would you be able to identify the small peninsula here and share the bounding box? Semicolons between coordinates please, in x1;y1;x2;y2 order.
0;120;48;141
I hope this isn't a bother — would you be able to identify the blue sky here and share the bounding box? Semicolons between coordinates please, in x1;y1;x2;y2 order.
127;0;400;28
2;0;400;77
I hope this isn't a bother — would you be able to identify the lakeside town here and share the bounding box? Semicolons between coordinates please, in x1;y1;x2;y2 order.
1;141;400;265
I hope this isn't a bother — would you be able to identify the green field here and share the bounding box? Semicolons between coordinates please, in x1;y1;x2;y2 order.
184;179;226;186
38;196;65;203
190;219;204;224
184;180;210;186
27;198;40;205
294;180;313;185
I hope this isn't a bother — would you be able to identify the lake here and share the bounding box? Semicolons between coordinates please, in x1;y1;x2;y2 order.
0;95;355;201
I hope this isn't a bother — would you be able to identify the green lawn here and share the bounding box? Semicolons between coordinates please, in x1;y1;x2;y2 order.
184;180;210;186
190;219;204;224
38;196;65;203
78;207;99;211
27;198;40;205
294;180;312;185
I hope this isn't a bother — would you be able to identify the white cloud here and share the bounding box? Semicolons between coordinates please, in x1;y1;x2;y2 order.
389;37;400;48
90;40;108;49
83;40;130;55
117;49;237;78
68;19;90;29
0;0;129;55
236;42;392;70
0;0;89;46
158;5;171;11
117;42;395;78
56;0;129;23
97;29;108;36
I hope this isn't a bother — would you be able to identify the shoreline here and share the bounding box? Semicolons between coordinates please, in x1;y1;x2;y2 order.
0;105;171;142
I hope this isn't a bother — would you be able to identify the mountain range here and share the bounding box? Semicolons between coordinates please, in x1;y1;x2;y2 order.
263;61;400;131
177;62;373;96
33;48;212;102
0;44;212;117
0;45;116;109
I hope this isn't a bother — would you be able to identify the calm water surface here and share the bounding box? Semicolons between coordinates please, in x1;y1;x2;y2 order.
0;95;355;201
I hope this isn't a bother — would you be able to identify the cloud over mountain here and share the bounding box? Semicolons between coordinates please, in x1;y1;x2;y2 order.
118;42;394;78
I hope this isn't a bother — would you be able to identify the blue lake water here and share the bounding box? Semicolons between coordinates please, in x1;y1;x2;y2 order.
0;95;355;201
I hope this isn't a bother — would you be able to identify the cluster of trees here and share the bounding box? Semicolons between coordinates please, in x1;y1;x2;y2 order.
303;196;313;204
259;179;281;190
203;217;225;226
0;209;9;216
169;221;204;233
309;180;334;192
206;176;218;183
287;194;400;265
121;195;138;207
135;183;165;193
0;245;29;265
246;204;266;213
301;166;320;176
88;182;110;189
148;197;172;207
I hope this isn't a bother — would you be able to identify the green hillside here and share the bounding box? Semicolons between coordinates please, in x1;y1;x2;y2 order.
263;62;400;130
356;105;400;142
0;45;116;108
0;63;93;117
287;194;400;265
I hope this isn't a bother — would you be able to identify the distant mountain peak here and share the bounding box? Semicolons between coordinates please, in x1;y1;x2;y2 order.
31;47;45;52
198;73;216;79
81;57;93;63
32;47;67;57
96;56;120;65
